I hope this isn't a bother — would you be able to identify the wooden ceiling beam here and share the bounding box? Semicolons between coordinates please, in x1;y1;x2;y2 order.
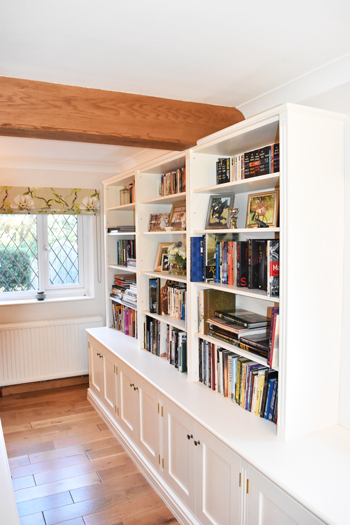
0;76;244;151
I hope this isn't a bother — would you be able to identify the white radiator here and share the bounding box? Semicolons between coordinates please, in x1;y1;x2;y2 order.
0;316;103;386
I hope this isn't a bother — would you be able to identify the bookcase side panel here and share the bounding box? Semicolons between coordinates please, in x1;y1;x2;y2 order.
281;109;344;440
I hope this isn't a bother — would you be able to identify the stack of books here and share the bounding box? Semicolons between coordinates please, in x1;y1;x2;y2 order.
122;282;137;308
107;225;135;233
110;273;136;304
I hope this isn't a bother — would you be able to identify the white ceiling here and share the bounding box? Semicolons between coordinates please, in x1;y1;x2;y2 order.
1;0;350;168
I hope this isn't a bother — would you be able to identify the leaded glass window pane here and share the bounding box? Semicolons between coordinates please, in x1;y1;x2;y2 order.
47;215;79;285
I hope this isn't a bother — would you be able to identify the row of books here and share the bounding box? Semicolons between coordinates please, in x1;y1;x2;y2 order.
149;278;186;321
111;303;137;338
116;239;136;267
191;235;279;297
143;316;187;372
216;143;279;184
159;167;186;197
198;339;278;422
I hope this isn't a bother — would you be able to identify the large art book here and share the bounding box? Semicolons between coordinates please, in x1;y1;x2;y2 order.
214;309;270;328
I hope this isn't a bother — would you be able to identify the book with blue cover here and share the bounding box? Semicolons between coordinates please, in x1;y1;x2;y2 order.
190;236;204;282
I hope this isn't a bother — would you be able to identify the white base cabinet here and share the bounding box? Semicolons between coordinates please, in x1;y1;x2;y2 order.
88;333;324;525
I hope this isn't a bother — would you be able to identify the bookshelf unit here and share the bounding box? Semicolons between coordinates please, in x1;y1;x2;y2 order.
96;104;345;525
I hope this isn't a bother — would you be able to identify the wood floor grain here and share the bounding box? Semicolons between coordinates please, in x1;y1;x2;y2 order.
0;384;179;525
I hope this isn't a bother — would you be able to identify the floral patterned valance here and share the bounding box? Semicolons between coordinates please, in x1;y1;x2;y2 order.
0;187;100;215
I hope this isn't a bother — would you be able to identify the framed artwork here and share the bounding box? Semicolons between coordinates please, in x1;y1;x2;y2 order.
169;203;186;231
148;213;170;232
161;253;170;272
205;194;234;229
246;190;279;228
154;242;172;271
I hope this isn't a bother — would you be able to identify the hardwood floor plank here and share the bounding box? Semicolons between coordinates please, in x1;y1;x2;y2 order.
96;461;139;484
19;511;45;525
70;472;146;503
30;410;97;429
53;428;114;449
55;519;85;525
97;423;109;432
2;423;32;434
123;506;179;525
15;472;101;504
7;440;55;459
34;452;129;485
87;444;124;461
11;453;90;479
29;437;118;464
17;490;73;517
82;492;165;525
8;454;30;468
12;475;36;490
44;492;128;525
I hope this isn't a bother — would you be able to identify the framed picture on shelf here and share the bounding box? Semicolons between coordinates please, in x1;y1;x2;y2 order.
205;194;234;229
169;203;186;231
246;190;279;228
161;253;170;271
148;213;170;232
154;242;172;271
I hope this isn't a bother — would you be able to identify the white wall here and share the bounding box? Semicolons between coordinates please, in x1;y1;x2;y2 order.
0;167;106;325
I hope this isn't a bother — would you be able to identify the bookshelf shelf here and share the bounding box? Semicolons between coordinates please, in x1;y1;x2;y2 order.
141;192;186;205
194;332;270;369
107;231;135;236
194;173;280;195
107;203;135;212
193;228;280;235
195;281;279;303
141;270;187;284
142;310;186;331
108;265;137;273
142;230;186;235
109;295;137;311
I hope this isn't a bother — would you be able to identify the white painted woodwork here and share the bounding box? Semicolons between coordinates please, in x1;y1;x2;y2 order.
103;351;117;417
245;465;324;525
90;340;104;396
162;397;196;513
136;373;160;468
119;363;139;439
195;424;241;525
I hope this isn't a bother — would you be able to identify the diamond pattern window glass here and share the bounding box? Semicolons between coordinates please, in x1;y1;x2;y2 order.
47;215;79;285
0;215;39;292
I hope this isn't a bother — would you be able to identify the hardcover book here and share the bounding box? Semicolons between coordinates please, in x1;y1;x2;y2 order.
267;239;279;297
214;309;270;328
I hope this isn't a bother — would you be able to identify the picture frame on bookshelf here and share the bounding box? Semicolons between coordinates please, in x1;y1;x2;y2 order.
169;203;186;231
161;253;170;271
205;194;234;229
246;190;279;228
148;213;170;232
154;242;173;271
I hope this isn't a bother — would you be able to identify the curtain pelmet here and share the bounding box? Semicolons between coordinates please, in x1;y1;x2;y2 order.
0;187;100;215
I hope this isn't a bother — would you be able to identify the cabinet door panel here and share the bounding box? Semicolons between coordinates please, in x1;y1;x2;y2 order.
119;365;138;438
246;466;324;525
196;424;241;525
103;354;118;417
162;397;196;513
90;343;103;397
138;379;159;466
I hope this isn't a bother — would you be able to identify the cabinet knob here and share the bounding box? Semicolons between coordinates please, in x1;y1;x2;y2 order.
187;434;193;440
134;386;138;391
130;383;134;387
194;440;201;446
99;355;103;358
97;353;101;356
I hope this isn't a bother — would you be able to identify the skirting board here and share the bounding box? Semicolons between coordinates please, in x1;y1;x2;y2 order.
87;388;201;525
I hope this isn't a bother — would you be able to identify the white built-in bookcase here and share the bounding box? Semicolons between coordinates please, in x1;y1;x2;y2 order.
102;103;345;441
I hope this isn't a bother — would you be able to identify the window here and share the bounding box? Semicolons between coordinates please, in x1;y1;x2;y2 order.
0;214;91;300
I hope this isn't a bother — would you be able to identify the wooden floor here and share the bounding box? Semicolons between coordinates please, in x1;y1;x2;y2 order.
0;384;179;525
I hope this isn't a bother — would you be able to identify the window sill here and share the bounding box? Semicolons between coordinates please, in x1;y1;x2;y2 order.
0;295;94;307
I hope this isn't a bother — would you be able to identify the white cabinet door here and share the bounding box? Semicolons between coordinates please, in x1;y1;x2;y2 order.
195;424;242;525
103;352;119;418
162;397;196;514
245;465;324;525
119;362;139;440
89;341;104;398
137;374;160;469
